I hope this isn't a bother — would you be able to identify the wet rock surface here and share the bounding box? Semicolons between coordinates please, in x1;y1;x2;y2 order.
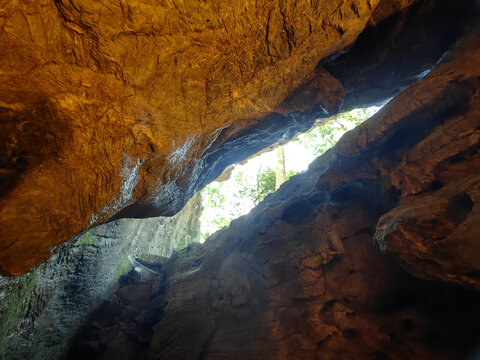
64;22;480;359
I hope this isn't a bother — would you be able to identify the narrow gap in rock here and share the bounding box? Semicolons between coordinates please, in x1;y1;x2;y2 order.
199;106;382;239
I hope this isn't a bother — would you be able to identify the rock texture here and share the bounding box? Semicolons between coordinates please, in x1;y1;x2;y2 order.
2;1;480;358
0;0;372;275
64;20;480;359
0;193;202;360
1;0;477;275
325;0;478;111
372;53;480;287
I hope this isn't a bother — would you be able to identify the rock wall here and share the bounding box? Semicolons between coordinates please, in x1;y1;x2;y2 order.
1;0;478;275
0;0;375;275
0;193;202;360
64;19;480;359
1;1;480;358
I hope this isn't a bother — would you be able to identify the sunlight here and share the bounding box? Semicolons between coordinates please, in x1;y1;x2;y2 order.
199;106;382;240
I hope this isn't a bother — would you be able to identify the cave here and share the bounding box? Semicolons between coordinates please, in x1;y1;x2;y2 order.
1;0;480;359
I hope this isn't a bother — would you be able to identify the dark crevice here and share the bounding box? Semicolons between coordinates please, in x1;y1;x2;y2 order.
324;0;480;110
329;179;400;216
445;192;474;226
368;79;475;165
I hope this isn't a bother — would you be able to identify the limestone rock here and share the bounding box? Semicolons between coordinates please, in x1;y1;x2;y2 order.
1;0;476;275
0;0;380;275
64;19;480;359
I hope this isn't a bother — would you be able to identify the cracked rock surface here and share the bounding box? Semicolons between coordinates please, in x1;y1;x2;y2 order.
65;20;480;359
0;0;378;275
1;0;477;275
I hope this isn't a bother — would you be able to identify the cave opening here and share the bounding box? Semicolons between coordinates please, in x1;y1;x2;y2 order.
199;106;382;240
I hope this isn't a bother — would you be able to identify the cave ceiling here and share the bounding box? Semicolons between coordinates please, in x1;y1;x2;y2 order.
0;0;479;275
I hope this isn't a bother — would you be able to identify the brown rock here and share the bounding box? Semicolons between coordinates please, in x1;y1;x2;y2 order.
0;0;477;357
2;0;475;276
65;22;480;358
372;22;480;288
0;0;382;275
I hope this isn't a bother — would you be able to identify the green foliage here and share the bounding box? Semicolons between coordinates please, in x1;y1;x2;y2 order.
201;181;231;230
238;168;275;205
286;170;298;180
0;273;37;343
75;230;94;246
200;166;301;239
201;232;211;242
199;107;378;240
114;257;133;280
203;182;226;208
298;107;379;155
237;168;298;205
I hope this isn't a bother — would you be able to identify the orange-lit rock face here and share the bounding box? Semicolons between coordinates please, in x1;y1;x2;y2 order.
0;0;477;275
66;22;480;359
0;0;381;275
